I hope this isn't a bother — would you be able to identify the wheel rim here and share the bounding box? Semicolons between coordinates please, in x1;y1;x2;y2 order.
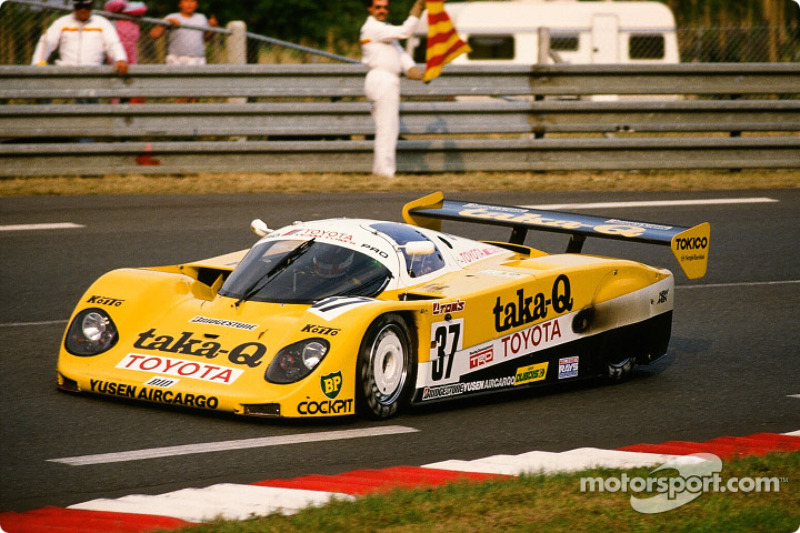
371;325;407;404
607;356;633;379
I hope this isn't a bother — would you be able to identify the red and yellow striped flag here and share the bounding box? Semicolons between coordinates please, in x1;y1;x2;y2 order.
423;0;471;82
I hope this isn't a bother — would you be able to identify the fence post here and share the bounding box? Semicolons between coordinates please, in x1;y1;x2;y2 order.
226;20;247;65
537;27;551;65
226;20;247;109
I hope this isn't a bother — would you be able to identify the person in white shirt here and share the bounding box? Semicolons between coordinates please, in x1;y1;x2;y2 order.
32;0;128;76
361;0;425;178
149;0;218;66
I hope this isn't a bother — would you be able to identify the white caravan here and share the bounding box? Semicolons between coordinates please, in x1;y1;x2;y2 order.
408;0;680;66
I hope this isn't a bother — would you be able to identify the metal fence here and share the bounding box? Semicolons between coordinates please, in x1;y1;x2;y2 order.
2;0;799;65
1;63;798;176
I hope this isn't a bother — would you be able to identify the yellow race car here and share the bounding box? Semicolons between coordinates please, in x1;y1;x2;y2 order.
57;192;709;419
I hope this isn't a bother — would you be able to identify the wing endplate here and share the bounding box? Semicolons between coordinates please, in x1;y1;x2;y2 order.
671;222;710;279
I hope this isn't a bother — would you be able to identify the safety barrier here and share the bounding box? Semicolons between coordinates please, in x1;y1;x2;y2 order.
1;63;798;176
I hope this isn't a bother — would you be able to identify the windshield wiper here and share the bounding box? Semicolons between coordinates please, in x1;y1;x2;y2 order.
235;238;315;307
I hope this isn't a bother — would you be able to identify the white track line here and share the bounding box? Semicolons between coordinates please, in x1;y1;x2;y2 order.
0;319;68;328
0;222;85;232
49;425;419;466
676;280;800;290
524;197;777;210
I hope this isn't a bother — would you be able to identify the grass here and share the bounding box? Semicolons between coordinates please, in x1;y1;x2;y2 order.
164;452;799;533
1;169;799;196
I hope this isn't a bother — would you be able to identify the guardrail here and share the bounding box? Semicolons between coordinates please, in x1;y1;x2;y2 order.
1;63;799;176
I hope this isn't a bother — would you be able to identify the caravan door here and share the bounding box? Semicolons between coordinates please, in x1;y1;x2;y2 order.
591;14;620;64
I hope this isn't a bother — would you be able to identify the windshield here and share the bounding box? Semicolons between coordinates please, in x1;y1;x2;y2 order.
219;239;392;304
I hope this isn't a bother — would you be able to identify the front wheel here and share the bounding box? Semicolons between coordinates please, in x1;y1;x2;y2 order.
356;314;415;419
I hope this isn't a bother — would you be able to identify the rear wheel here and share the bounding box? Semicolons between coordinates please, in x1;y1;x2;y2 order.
601;335;637;382
356;314;415;419
606;355;634;381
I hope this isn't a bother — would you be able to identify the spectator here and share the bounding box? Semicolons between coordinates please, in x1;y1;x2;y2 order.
104;0;148;65
360;0;424;178
149;0;218;66
32;0;128;76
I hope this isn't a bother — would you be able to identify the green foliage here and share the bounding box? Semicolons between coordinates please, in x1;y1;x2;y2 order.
145;0;418;46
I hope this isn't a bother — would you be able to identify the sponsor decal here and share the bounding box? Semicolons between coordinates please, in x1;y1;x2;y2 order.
515;362;549;386
673;236;708;251
189;316;258;331
558;356;579;379
493;275;573;332
480;270;528;279
501;318;562;358
117;353;244;384
432;300;465;315
674;235;708;266
469;347;494;370
144;376;179;388
421;377;516;401
297;399;353;415
283;228;355;244
459;205;652;238
421;383;463;401
605;219;673;231
361;243;390;259
457;247;501;265
89;379;219;409
133;329;266;368
309;296;374;320
86;295;124;307
302;324;341;336
430;319;463;381
656;289;669;305
321;371;343;399
419;283;449;293
461;376;515;393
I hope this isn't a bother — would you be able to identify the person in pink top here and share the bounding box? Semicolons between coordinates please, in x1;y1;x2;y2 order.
104;0;148;64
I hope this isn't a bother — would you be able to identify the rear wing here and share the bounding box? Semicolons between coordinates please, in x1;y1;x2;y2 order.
402;192;709;279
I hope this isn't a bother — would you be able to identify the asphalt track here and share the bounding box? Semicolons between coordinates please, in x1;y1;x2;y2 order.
1;189;798;513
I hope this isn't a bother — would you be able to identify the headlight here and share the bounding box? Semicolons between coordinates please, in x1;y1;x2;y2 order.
65;308;119;356
266;338;330;384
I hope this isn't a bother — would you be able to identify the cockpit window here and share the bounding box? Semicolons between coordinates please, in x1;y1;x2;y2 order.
219;239;391;304
371;222;446;278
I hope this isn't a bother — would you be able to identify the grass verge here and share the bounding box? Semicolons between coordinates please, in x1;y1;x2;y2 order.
167;452;799;533
1;169;799;196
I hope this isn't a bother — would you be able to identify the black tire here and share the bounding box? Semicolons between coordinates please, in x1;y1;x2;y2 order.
606;355;634;381
356;314;415;419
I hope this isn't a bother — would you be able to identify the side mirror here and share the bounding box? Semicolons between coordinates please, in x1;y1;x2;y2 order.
404;241;436;256
250;219;272;237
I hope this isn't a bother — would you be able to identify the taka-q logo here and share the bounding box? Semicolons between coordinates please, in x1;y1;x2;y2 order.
492;275;573;332
321;371;343;399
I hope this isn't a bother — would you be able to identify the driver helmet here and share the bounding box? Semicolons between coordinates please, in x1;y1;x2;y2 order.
313;246;355;278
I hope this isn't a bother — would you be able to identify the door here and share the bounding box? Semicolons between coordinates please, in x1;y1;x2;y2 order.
591;14;619;64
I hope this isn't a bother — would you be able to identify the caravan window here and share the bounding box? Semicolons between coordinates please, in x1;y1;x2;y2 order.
629;33;665;59
550;33;580;52
467;35;515;60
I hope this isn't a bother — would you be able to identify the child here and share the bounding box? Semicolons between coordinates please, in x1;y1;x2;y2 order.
149;0;217;65
104;0;147;64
